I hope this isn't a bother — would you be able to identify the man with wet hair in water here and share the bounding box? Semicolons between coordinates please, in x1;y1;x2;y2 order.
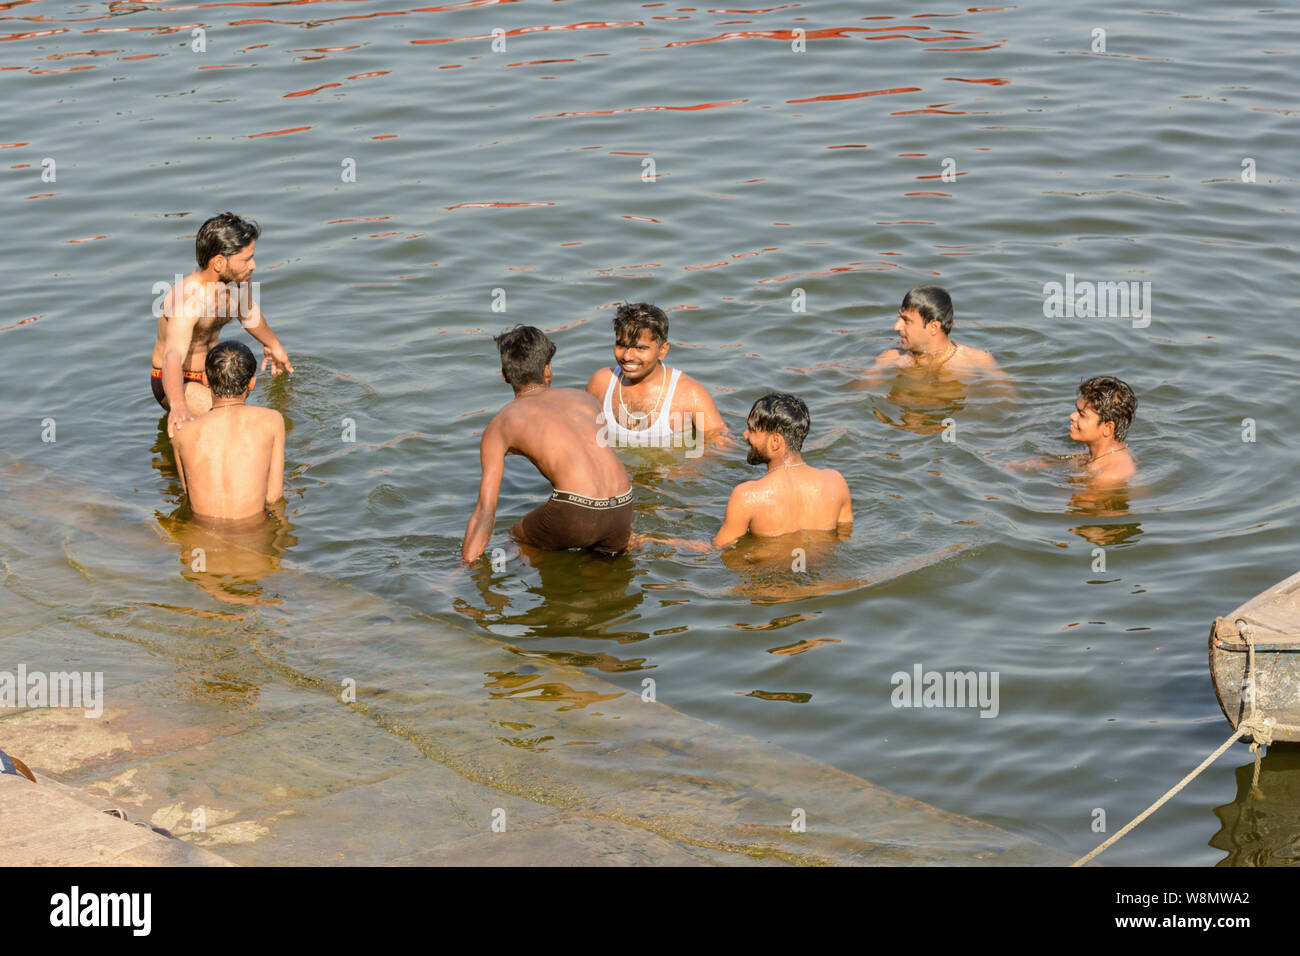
711;393;853;547
1069;375;1137;485
150;212;293;438
585;302;729;448
462;325;635;563
171;341;285;522
868;285;1004;378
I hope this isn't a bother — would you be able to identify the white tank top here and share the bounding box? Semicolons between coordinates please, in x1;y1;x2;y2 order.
601;366;683;446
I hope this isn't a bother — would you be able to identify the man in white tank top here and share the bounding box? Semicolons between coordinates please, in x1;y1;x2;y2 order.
585;302;729;454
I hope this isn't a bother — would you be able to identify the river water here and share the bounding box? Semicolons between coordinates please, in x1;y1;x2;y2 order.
2;0;1297;865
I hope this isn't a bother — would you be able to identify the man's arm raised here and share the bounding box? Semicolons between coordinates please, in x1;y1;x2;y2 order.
461;420;508;564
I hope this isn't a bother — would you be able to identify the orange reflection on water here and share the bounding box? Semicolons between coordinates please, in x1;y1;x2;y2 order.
246;126;312;138
39;49;118;59
0;316;41;333
1;29;69;41
445;201;555;209
788;86;919;104
284;82;342;97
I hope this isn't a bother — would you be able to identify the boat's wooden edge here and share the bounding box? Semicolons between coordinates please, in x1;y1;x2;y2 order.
1212;572;1300;647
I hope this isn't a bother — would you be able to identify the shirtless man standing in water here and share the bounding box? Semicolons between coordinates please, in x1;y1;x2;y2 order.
150;212;293;438
461;326;634;563
868;285;1006;380
172;341;285;521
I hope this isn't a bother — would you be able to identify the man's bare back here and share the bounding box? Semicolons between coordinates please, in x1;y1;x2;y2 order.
716;462;853;546
488;388;629;499
462;326;634;563
170;340;284;521
173;401;285;521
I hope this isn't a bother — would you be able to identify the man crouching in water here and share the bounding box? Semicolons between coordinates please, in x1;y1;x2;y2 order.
172;341;285;521
461;325;634;563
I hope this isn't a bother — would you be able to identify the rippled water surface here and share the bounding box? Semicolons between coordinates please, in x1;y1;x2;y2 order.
2;0;1298;865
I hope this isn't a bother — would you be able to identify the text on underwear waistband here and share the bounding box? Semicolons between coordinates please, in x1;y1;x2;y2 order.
550;488;634;509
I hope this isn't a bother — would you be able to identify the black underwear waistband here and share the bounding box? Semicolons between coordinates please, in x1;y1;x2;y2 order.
550;488;633;509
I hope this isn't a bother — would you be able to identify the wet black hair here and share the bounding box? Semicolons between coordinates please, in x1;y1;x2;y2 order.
205;340;257;398
901;285;954;335
1078;375;1138;441
196;212;261;270
613;302;669;347
494;325;556;387
747;392;811;452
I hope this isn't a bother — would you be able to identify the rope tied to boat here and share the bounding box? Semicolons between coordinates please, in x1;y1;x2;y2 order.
1071;618;1300;866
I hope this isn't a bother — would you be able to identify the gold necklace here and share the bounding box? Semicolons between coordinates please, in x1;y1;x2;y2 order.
617;365;665;428
910;343;957;369
516;383;546;398
1089;444;1128;464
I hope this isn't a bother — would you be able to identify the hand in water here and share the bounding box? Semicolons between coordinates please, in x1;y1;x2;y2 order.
167;405;196;439
262;344;294;375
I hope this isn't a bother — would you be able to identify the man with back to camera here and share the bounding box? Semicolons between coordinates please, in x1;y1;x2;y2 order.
462;325;635;563
171;341;285;522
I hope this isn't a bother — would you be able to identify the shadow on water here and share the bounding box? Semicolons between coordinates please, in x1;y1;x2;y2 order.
1211;745;1300;866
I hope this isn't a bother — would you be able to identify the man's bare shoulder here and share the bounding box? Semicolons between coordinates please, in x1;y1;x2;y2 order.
729;477;763;498
1089;455;1136;485
245;405;284;429
671;370;720;406
586;366;614;394
872;348;905;367
956;344;998;368
818;465;850;488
